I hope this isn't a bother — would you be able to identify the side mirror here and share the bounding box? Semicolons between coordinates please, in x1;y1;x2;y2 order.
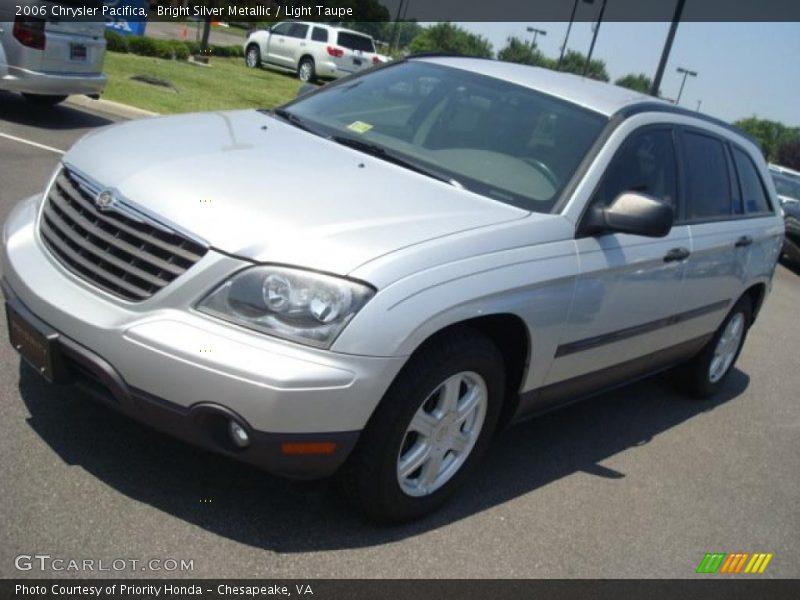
582;192;674;238
296;82;317;98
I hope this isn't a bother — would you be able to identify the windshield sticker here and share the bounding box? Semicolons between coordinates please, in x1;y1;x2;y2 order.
347;121;373;134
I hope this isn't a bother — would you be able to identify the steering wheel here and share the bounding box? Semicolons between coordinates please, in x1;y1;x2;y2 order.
524;158;559;188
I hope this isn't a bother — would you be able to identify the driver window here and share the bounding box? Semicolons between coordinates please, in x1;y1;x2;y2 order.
594;129;678;210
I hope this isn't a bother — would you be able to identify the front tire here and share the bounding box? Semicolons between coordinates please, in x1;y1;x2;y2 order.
245;44;261;68
342;328;505;523
22;93;67;106
674;295;752;398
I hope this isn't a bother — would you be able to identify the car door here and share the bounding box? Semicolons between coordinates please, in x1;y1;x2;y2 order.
282;22;310;67
265;21;295;68
678;128;753;338
728;144;784;282
546;126;692;386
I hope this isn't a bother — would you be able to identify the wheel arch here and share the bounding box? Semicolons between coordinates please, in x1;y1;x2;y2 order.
400;313;531;431
743;282;768;322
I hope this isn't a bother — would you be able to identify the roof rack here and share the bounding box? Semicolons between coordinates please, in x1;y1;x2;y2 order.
616;102;760;148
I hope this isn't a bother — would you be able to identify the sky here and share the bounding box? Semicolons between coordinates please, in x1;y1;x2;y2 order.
454;21;800;127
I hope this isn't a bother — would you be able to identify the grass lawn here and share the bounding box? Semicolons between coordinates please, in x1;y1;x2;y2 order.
102;52;302;114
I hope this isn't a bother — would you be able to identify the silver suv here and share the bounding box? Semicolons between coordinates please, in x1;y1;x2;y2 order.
1;57;784;522
0;3;107;105
244;21;385;82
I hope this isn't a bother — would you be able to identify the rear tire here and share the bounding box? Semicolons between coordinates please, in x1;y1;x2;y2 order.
340;327;505;523
22;94;68;106
297;57;316;83
674;295;752;398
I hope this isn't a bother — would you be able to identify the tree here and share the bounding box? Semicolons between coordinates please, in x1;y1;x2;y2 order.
615;73;657;95
555;49;609;82
778;140;800;171
733;117;800;162
408;23;493;59
497;36;554;68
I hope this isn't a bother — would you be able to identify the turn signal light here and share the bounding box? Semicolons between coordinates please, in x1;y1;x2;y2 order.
372;56;381;65
280;442;337;455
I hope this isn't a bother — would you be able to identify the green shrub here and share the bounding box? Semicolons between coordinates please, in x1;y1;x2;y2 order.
168;40;190;61
105;30;129;53
127;36;159;57
107;34;241;62
209;44;244;58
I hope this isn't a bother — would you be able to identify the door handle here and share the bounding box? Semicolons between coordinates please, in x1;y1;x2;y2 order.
734;235;753;247
664;247;691;262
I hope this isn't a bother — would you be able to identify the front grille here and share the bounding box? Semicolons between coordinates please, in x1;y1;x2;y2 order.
39;167;208;302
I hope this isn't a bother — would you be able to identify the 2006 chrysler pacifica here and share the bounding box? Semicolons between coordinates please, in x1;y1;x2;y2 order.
2;57;784;521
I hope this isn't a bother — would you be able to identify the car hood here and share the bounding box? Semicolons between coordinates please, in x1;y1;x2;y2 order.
64;110;527;275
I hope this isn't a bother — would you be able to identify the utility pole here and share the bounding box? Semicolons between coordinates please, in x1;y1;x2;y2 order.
651;0;687;97
526;26;547;50
390;0;405;54
582;0;607;77
675;66;698;105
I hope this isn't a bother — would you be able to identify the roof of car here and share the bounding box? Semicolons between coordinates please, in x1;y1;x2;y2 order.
293;22;373;38
414;56;669;117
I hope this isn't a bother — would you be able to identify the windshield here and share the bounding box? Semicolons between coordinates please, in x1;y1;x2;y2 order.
772;172;800;201
285;61;607;212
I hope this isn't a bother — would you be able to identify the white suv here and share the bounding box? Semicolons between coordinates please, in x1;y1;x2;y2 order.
244;21;385;82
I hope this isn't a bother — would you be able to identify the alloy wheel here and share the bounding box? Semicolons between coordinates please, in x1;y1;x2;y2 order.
396;371;488;497
708;312;745;383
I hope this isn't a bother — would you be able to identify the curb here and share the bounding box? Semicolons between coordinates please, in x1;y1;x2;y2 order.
64;96;160;120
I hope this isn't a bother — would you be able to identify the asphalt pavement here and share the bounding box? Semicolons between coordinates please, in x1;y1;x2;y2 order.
0;91;798;579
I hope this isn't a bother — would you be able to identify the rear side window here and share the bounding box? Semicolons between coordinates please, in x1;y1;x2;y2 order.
336;32;375;53
732;148;771;213
311;27;328;43
682;131;732;219
594;129;678;209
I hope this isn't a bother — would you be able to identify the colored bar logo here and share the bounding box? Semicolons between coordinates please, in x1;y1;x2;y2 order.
696;552;773;574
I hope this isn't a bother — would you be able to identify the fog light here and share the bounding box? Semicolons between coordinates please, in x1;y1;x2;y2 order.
228;420;250;448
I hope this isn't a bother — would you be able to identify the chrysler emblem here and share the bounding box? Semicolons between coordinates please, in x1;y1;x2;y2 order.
95;190;115;211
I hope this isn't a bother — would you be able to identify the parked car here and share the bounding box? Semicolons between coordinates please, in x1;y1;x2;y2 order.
2;57;784;522
243;21;385;82
0;3;107;105
770;166;800;264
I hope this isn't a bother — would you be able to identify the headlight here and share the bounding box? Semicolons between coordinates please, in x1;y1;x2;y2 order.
196;266;375;348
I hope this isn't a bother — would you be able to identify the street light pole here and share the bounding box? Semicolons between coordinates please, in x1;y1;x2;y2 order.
526;26;547;50
583;0;607;77
675;66;698;105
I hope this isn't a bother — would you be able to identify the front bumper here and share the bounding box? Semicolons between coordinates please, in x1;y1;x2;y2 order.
1;65;106;96
2;194;406;478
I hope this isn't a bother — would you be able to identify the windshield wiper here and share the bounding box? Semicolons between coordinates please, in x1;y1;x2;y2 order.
269;108;325;136
330;135;460;187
